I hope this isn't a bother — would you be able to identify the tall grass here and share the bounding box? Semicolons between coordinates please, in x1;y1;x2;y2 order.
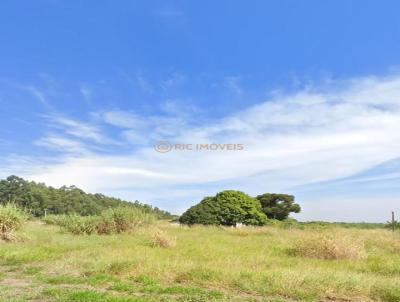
96;207;155;234
42;214;69;227
63;215;99;235
0;203;27;241
45;207;156;235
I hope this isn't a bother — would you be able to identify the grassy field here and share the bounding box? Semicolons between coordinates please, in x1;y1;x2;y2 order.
0;221;400;302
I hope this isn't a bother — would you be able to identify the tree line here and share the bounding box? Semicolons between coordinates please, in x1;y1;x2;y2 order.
0;175;174;219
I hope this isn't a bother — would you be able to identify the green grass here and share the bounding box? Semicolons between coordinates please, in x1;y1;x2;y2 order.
0;220;400;301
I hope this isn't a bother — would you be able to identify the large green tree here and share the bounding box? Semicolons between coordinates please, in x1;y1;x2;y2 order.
256;193;301;220
179;190;267;226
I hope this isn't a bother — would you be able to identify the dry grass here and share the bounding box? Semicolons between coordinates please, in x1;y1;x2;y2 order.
225;226;270;237
151;230;176;248
291;233;364;260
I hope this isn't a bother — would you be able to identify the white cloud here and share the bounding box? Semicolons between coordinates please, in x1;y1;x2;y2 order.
21;85;49;106
101;111;148;129
44;115;114;145
98;109;192;144
35;135;89;154
5;74;400;220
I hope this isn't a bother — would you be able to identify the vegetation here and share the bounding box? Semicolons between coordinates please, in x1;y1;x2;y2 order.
0;203;27;241
45;207;155;235
0;175;174;219
290;234;364;260
386;219;400;230
256;193;301;220
179;190;267;226
42;214;69;227
0;220;399;301
151;230;176;248
179;190;302;226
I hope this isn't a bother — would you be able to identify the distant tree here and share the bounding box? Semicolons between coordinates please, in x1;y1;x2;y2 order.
0;175;174;219
256;193;301;220
179;190;267;226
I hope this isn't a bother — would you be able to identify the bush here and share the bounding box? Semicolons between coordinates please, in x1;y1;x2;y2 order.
290;234;364;260
0;204;27;241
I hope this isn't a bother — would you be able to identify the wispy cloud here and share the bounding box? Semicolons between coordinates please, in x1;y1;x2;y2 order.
44;115;112;144
223;76;243;95
22;85;49;105
120;72;155;94
35;135;89;154
96;109;191;145
14;74;59;108
135;74;154;93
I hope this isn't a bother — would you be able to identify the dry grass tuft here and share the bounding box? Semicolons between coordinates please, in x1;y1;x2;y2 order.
151;230;176;248
291;234;364;260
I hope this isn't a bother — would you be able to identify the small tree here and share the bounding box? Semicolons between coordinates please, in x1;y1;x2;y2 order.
179;190;267;226
256;193;300;220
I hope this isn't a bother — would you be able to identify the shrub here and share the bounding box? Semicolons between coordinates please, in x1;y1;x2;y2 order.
0;204;27;241
290;234;364;260
151;230;176;248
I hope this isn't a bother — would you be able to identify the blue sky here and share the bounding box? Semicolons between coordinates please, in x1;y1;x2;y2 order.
1;0;400;222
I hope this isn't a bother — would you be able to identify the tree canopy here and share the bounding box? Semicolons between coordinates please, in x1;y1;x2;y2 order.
179;190;267;226
0;175;174;219
256;193;301;220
